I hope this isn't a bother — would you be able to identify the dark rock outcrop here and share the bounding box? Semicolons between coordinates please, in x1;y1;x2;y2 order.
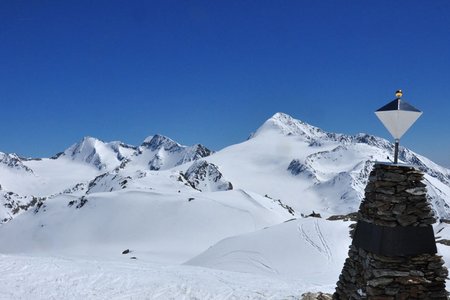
183;160;233;192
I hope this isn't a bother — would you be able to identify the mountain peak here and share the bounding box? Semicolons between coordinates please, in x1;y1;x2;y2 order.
253;112;328;140
132;135;213;171
141;134;181;152
62;136;132;170
271;112;295;122
81;136;99;142
64;136;101;155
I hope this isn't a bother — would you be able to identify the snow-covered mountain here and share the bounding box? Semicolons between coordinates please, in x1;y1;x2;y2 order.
61;136;137;170
223;112;450;217
133;134;213;171
0;134;213;222
0;152;34;174
2;112;450;222
1;112;450;221
1;112;450;298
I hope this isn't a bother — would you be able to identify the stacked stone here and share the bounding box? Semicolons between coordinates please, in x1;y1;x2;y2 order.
359;164;435;227
334;163;448;300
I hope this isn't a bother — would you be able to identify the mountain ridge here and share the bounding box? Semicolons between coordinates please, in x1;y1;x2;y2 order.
0;112;449;223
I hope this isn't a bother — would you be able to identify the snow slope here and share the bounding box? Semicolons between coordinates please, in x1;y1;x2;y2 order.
0;254;309;300
0;189;294;263
2;218;450;299
187;218;351;282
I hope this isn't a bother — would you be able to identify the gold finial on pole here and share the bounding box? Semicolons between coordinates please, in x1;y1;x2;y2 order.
395;90;403;99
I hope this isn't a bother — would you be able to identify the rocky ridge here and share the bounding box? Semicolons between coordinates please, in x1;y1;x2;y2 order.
183;160;233;192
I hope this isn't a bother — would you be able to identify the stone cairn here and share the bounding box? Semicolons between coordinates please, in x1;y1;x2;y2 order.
334;163;448;299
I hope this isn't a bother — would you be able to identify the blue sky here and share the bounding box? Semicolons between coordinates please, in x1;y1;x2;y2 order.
1;1;450;167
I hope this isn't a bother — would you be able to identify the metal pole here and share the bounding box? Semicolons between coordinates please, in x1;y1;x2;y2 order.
394;139;399;164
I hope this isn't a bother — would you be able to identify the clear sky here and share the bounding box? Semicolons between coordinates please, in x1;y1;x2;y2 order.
1;1;450;167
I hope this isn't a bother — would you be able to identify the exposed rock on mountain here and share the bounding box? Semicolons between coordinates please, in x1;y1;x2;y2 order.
183;160;233;192
140;134;180;152
86;172;133;194
0;191;46;223
0;152;34;173
288;159;318;183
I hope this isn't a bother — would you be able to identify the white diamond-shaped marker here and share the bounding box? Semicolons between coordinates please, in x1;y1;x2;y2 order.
375;97;422;140
374;90;422;164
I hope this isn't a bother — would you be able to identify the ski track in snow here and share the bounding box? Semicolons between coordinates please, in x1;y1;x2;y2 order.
314;221;332;261
214;250;279;275
298;220;332;261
